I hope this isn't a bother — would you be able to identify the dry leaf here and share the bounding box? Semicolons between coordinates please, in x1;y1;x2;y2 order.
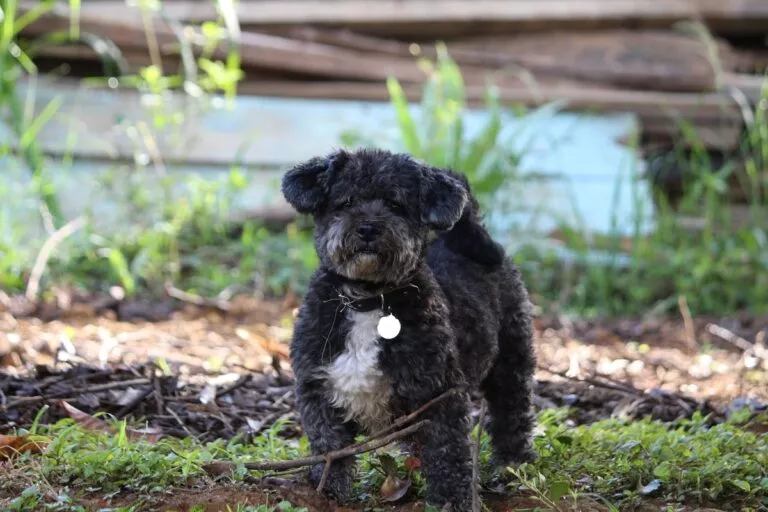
58;401;163;442
380;474;411;503
0;434;48;459
202;461;237;476
404;456;422;471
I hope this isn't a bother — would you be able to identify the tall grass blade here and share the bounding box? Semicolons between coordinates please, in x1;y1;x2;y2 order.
387;76;421;156
19;96;62;149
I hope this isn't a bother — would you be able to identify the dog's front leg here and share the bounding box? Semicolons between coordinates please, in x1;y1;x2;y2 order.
387;352;474;510
295;380;357;504
418;391;474;510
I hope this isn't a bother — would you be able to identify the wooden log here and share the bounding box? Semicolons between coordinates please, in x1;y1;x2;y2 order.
447;30;736;93
76;0;768;26
73;1;768;37
26;7;649;89
27;43;165;72
21;7;428;83
238;79;741;121
270;27;737;93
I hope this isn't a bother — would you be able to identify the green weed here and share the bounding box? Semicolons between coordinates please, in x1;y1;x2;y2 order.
384;43;525;210
514;409;768;509
517;77;768;317
4;409;766;510
1;0;66;225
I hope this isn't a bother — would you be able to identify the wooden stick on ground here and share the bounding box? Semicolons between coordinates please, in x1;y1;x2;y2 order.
203;419;429;476
5;378;151;410
538;366;643;396
678;295;697;349
316;454;333;492
365;388;456;442
706;323;754;352
204;388;455;488
164;282;231;312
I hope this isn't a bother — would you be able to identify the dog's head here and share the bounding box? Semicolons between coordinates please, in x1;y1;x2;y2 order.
281;148;468;283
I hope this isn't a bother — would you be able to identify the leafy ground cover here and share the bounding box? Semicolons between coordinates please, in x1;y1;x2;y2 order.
1;397;767;511
1;2;767;319
1;302;767;511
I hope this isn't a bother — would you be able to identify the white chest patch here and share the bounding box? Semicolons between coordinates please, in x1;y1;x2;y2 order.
324;309;392;433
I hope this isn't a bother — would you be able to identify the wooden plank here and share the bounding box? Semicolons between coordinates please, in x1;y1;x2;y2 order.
270;28;736;93
29;43;165;72
24;7;632;88
21;8;428;83
74;0;768;26
447;30;735;93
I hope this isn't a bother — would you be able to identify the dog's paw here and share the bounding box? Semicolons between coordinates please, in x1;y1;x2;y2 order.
308;462;352;504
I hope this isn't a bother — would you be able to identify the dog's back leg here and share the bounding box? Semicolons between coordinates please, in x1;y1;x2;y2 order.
481;280;537;465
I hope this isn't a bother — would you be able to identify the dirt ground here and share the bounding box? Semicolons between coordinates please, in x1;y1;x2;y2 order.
1;293;767;510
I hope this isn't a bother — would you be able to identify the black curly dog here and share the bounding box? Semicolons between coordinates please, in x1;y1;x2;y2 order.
281;148;536;510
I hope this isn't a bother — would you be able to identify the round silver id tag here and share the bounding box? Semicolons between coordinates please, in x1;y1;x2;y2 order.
377;313;401;339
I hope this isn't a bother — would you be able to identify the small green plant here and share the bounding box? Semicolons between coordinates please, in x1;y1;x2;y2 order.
519;75;768;317
384;44;524;209
1;0;67;226
512;409;768;509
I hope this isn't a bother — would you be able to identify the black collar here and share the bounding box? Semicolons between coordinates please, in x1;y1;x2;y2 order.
338;284;420;313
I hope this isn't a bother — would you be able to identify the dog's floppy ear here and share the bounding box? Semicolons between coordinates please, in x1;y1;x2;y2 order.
419;165;469;231
281;150;348;214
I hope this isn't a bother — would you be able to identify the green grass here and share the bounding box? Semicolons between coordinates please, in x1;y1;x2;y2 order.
3;409;767;510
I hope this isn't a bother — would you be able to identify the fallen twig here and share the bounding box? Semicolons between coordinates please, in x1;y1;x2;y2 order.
165;404;196;439
214;374;252;399
204;419;429;475
316;454;333;492
204;390;455;481
115;386;154;418
678;295;697;349
271;389;294;409
153;374;165;416
364;388;456;442
539;367;642;396
5;378;150;410
164;282;231;311
707;323;753;352
26;216;87;302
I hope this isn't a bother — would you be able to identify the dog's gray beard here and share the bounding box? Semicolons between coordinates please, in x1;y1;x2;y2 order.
322;221;420;283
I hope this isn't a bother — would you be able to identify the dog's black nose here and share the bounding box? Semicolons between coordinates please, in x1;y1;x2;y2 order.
356;223;380;242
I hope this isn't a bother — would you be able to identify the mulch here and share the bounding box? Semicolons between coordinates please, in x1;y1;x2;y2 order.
1;292;767;440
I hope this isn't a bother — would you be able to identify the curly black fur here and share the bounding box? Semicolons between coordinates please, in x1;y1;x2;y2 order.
281;148;536;510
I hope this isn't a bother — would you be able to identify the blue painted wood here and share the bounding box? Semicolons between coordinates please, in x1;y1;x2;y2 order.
1;80;652;247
